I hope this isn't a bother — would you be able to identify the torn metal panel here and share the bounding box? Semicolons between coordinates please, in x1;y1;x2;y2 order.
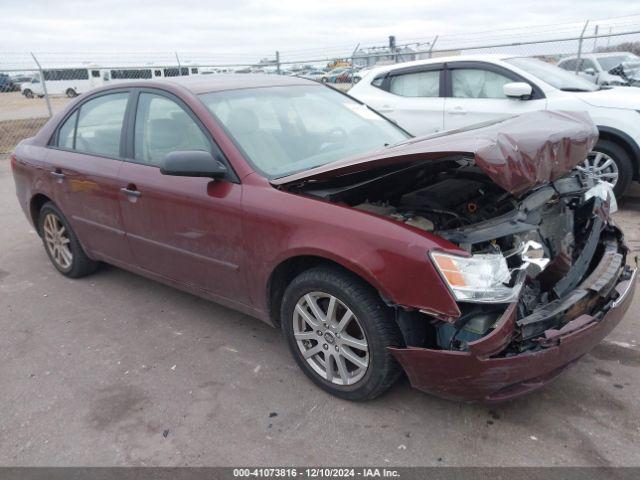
273;110;599;196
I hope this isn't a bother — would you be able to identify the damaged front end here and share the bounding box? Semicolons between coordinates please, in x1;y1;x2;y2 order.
390;175;636;402
279;110;636;402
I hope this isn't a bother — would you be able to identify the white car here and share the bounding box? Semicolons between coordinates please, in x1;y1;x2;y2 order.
349;54;640;197
557;52;640;86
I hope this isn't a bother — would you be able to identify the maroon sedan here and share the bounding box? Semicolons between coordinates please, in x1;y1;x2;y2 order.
11;75;636;402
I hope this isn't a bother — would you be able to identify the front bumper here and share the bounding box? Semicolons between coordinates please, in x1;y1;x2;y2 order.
389;239;637;403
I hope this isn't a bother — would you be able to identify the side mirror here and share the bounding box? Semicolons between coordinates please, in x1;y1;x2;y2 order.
160;150;227;179
503;82;533;99
583;68;596;76
502;82;533;100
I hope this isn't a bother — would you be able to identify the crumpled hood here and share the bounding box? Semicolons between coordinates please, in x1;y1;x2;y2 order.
272;110;598;196
574;86;640;109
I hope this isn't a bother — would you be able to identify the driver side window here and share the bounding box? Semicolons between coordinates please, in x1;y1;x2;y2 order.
133;93;211;166
451;69;512;99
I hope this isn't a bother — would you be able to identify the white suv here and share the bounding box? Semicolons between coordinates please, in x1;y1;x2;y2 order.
349;54;640;197
557;52;639;86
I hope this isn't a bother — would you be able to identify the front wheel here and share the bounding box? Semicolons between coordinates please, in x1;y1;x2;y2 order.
281;267;403;401
23;89;34;98
38;202;99;278
576;139;633;198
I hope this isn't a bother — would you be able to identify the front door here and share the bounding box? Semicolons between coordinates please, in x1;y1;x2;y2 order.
117;90;247;303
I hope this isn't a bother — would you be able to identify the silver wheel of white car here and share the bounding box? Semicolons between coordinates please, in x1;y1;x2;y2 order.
577;139;633;198
293;291;369;386
577;151;619;188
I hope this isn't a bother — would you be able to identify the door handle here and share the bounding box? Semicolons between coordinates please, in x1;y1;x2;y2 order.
120;186;141;198
50;169;65;181
450;107;467;115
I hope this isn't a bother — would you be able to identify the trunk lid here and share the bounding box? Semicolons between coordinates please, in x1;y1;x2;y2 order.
272;110;598;196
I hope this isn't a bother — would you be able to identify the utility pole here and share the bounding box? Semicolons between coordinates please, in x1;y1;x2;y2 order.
389;35;397;63
276;51;281;74
30;52;52;117
350;43;360;66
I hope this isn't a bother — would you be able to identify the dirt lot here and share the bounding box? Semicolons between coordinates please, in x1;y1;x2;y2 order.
0;91;71;122
0;92;71;153
0;154;639;466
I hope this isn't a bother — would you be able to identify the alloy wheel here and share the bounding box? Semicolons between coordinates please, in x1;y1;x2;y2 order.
576;151;619;188
43;213;73;270
293;291;369;386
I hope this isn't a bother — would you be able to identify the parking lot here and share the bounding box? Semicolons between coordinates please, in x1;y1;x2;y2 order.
0;154;639;466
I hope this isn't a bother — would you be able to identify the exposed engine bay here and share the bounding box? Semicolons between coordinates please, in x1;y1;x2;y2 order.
287;157;631;356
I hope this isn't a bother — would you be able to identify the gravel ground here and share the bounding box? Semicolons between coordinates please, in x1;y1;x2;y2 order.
0;155;639;467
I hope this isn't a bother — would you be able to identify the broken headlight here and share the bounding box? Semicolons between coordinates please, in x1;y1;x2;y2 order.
430;251;523;303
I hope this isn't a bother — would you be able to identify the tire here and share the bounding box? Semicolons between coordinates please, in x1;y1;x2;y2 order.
23;89;33;98
37;202;99;278
281;267;403;401
65;88;77;98
582;139;633;198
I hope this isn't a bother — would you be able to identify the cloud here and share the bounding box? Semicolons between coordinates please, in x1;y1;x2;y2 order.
0;0;636;65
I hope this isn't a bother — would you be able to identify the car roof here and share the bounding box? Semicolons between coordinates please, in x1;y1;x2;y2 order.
561;52;636;60
360;54;514;76
91;73;318;96
146;73;317;94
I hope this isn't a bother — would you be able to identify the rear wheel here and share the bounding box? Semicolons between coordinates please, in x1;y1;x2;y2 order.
281;267;403;401
23;89;34;98
577;139;633;198
38;202;98;278
65;88;77;98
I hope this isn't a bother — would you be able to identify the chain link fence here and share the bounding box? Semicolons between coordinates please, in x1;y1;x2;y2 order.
2;15;640;154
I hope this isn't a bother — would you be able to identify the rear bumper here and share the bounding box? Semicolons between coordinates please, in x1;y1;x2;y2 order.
389;251;637;403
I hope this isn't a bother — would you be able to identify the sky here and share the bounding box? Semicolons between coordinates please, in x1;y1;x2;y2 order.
1;0;639;66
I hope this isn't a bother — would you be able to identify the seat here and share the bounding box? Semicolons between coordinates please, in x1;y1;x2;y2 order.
226;108;291;172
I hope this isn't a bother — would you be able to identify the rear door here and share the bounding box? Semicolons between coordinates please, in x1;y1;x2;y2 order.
45;90;132;263
374;64;445;136
117;89;247;303
443;61;546;130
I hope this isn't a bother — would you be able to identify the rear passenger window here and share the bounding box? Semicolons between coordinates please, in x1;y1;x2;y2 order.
134;92;210;166
388;70;440;97
74;93;128;157
57;111;77;149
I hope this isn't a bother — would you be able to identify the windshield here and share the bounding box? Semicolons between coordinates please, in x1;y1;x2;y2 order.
505;57;599;92
200;85;409;178
598;54;639;71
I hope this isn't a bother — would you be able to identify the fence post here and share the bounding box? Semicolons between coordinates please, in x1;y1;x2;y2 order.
276;51;280;74
175;52;181;72
30;52;52;118
575;20;589;74
592;25;599;52
428;35;439;58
